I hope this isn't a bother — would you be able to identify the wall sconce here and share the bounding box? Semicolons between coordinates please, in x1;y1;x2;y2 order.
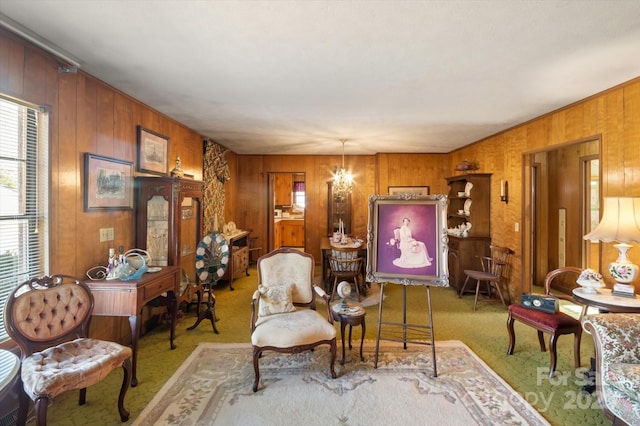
500;180;508;203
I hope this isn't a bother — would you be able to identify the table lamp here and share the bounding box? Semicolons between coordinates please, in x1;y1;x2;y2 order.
583;197;640;298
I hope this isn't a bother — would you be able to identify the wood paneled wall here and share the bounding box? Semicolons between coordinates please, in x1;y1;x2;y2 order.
4;26;640;344
235;153;448;262
447;79;640;300
0;28;205;342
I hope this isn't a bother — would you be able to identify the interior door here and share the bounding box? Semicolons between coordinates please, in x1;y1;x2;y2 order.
525;139;600;292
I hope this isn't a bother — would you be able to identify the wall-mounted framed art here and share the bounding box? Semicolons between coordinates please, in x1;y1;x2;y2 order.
366;194;448;286
388;186;430;196
137;125;169;175
84;153;134;211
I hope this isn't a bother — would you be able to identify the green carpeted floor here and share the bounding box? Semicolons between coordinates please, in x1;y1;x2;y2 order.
34;266;608;425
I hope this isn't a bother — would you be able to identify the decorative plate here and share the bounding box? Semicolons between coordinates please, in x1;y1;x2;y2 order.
195;232;230;283
337;281;352;298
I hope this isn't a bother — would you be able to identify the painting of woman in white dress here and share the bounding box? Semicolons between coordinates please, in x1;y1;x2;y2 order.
392;217;433;268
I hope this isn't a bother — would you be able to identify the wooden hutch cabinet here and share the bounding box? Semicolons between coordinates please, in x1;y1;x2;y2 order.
445;173;492;290
135;177;204;294
327;181;351;235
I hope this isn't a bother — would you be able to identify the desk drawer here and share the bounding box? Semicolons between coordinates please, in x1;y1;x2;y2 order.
234;246;249;271
143;274;176;301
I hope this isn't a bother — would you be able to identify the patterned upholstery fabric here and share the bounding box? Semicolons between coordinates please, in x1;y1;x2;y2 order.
250;248;337;392
582;313;640;425
22;338;132;400
5;275;132;424
608;363;640;401
256;251;314;304
257;283;296;317
252;309;336;348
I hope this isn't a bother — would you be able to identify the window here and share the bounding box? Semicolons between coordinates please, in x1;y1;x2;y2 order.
0;95;49;342
293;181;305;208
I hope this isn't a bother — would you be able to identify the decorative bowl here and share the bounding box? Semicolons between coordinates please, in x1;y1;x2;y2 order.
577;268;605;294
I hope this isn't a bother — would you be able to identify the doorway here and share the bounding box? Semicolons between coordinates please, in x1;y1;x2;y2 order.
267;172;306;252
524;139;600;293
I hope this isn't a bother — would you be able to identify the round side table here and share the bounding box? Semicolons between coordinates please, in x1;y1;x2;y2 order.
0;349;20;413
331;303;366;365
572;288;640;314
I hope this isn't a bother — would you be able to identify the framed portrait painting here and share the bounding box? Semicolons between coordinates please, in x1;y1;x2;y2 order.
366;194;448;286
84;153;134;211
137;125;169;175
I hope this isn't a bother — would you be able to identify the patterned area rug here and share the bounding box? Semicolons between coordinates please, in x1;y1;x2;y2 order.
133;341;549;426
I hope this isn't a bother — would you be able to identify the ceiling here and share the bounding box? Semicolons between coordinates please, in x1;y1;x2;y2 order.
2;1;640;155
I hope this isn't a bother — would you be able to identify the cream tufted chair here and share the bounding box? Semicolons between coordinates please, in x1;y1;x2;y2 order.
250;248;337;392
4;275;132;426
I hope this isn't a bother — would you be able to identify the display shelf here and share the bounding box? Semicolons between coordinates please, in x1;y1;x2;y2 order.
445;173;492;289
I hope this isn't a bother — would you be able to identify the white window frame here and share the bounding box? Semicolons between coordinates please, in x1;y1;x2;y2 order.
0;94;49;342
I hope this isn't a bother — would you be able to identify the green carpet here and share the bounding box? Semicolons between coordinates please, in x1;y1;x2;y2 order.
33;266;608;425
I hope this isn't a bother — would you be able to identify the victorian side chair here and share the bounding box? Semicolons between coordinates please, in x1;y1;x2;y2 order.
4;274;132;426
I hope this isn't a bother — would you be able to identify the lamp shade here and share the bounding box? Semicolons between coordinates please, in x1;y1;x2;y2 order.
583;197;640;242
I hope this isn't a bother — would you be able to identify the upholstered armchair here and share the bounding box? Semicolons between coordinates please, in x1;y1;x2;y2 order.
582;313;640;425
4;275;132;426
250;248;337;392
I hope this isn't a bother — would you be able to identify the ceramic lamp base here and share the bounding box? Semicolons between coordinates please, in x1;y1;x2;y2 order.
612;283;636;298
608;243;638;298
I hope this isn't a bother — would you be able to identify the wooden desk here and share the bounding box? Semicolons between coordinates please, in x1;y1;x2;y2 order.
85;266;180;387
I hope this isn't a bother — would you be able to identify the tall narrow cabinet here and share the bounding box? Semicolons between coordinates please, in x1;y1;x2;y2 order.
445;173;492;290
135;177;204;296
327;181;351;235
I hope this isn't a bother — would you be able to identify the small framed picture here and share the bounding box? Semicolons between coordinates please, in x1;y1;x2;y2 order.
366;194;448;286
137;125;169;175
84;153;134;211
181;207;193;220
388;186;430;196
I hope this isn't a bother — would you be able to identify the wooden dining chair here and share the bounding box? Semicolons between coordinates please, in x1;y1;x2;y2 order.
459;245;513;310
328;246;364;303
